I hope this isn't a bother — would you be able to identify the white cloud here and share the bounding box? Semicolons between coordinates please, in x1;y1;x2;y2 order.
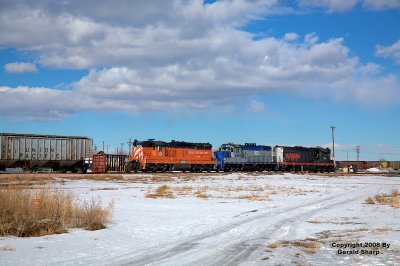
0;86;74;121
284;32;299;41
0;1;276;69
298;0;357;12
247;100;266;112
376;39;400;65
0;1;399;120
363;0;400;10
4;62;38;73
1;32;398;121
299;0;400;12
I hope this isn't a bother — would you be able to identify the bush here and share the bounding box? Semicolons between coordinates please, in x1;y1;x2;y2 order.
0;187;114;237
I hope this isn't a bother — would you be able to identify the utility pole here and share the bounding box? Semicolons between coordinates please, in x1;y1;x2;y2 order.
120;143;124;155
102;141;105;153
356;146;360;161
127;138;133;156
330;126;336;169
105;145;110;154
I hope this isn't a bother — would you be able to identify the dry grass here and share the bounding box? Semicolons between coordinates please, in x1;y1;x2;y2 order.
291;241;322;254
194;186;209;199
90;187;119;191
366;190;399;208
391;196;400;208
374;193;387;204
0;187;114;237
0;173;127;182
175;186;193;196
266;239;322;254
266;242;279;248
0;245;16;252
238;193;268;201
74;197;114;230
365;197;375;204
307;218;364;225
149;176;175;183
145;185;175;199
307;219;322;224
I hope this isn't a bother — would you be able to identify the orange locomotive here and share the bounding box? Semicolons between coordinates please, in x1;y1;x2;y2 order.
129;139;215;172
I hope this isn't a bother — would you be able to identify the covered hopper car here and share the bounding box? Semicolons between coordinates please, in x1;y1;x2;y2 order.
0;133;92;172
128;139;215;172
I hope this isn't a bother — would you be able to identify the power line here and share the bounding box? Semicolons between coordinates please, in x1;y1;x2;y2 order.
330;126;336;168
127;138;133;156
120;143;124;155
356;145;360;161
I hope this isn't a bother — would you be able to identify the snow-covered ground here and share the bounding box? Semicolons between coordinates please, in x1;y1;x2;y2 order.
1;173;399;265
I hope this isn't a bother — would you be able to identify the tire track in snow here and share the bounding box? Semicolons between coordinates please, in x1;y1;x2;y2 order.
206;193;364;266
119;189;366;266
198;184;392;266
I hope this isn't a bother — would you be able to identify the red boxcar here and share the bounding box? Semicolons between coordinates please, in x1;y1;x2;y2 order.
92;152;128;173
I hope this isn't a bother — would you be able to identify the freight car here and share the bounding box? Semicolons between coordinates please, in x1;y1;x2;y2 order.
275;146;334;172
337;161;368;171
128;139;215;172
91;152;129;173
214;143;275;171
0;133;92;172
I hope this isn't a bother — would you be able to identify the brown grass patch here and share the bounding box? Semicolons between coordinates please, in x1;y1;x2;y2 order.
374;194;387;204
194;186;209;199
175;186;193;196
266;239;322;254
365;197;375;204
307;219;322;224
0;173;126;182
266;242;279;248
390;196;399;208
195;191;209;198
0;245;15;252
149;176;175;183
74;197;114;230
366;191;400;209
90;187;118;191
238;193;268;201
0;187;114;237
373;226;392;234
145;185;174;199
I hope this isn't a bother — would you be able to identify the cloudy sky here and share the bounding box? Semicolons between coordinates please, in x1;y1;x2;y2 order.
1;0;399;160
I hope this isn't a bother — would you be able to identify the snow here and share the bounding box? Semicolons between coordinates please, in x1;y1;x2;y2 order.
1;173;399;265
366;167;396;173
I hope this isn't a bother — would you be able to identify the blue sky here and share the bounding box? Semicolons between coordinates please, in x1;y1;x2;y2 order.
1;0;400;160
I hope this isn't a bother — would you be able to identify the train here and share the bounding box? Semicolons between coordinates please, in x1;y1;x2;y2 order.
110;139;334;173
0;133;335;173
214;143;333;172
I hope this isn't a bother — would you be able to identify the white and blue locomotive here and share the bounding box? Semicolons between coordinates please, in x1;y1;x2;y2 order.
214;143;334;172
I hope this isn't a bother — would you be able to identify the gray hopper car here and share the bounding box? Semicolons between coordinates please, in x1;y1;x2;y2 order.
0;133;92;172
